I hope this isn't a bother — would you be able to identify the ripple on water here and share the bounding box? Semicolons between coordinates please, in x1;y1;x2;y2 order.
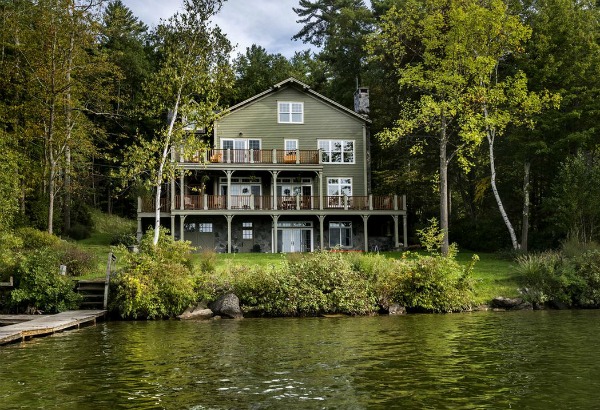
2;311;600;409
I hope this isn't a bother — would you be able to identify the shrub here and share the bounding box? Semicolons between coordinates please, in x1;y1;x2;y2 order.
375;254;476;313
198;250;217;273
516;252;566;305
219;252;377;316
9;248;82;313
109;229;197;319
15;227;61;249
66;224;92;240
516;249;600;308
57;243;97;276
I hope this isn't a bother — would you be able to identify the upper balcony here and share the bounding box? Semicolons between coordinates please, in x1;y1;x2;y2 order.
180;148;321;166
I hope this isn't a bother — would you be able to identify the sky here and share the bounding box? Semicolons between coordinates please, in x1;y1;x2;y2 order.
122;0;312;58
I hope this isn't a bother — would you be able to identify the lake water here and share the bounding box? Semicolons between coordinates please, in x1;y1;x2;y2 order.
1;310;600;409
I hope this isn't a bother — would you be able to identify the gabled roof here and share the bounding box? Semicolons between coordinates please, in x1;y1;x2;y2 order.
224;77;371;123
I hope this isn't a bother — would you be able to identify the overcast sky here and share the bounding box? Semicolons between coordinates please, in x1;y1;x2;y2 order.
122;0;312;58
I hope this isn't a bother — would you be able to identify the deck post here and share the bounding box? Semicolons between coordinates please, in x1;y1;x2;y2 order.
362;215;370;252
318;215;325;250
104;253;115;309
271;215;280;253
393;195;398;211
226;215;234;253
318;172;323;210
403;214;408;249
393;215;400;248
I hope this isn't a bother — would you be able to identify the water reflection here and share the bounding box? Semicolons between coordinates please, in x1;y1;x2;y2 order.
2;311;600;409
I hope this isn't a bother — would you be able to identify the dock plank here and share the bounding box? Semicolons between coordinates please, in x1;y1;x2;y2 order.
0;310;106;346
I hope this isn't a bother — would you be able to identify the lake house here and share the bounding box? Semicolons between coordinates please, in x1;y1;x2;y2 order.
136;78;407;253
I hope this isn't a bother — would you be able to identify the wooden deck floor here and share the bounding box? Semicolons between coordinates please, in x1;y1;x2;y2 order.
0;310;106;346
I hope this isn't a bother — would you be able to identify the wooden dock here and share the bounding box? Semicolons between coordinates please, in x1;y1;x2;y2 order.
0;310;106;346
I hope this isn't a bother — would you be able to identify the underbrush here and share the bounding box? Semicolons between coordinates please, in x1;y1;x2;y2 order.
0;228;96;313
516;242;600;308
196;250;477;316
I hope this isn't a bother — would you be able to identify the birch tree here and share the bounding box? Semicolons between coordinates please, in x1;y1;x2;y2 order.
121;0;234;245
368;0;548;253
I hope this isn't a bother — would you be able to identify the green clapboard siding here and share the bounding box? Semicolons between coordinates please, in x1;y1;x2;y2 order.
216;86;368;195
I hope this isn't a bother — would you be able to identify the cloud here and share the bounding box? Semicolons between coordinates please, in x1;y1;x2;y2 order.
122;0;313;58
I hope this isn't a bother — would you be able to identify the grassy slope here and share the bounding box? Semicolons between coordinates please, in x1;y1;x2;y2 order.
78;212;521;303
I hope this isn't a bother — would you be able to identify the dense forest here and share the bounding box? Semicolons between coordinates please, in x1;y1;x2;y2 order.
1;0;599;253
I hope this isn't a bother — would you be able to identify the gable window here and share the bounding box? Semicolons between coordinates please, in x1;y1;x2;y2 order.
278;102;303;123
329;221;352;247
318;140;354;163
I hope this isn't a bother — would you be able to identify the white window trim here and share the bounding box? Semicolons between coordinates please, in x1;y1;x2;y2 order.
327;177;353;196
220;138;262;149
318;139;355;164
284;139;298;153
278;101;304;124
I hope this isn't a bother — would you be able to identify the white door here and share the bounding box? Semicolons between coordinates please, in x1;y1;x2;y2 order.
279;228;312;252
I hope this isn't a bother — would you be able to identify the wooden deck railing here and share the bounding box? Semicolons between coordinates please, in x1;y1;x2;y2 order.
140;197;171;212
145;194;404;212
184;148;321;165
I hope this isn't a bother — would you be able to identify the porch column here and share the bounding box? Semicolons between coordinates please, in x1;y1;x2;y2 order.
179;171;185;210
271;214;280;253
225;170;233;210
317;172;323;210
226;214;234;253
392;215;400;248
362;215;370;252
271;170;279;210
171;170;177;212
318;215;325;250
180;215;186;242
137;217;142;241
170;215;175;239
403;214;408;249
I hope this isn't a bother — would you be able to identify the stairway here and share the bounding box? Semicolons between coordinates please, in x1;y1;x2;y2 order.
75;280;106;310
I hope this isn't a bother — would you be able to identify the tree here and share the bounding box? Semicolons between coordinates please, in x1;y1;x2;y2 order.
98;0;153;215
293;0;373;107
547;152;600;243
8;0;116;234
368;0;543;254
120;0;234;246
229;45;295;103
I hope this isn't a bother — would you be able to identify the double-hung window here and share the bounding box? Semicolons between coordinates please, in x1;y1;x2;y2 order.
278;102;303;123
318;140;354;163
327;178;352;208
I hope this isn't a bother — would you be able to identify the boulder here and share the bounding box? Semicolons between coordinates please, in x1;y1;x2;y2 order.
491;296;532;310
209;293;243;319
177;303;214;320
388;304;406;315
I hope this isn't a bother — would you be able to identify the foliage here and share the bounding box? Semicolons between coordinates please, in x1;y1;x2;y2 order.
194;250;476;316
517;241;600;308
118;0;234;245
9;248;82;313
374;252;476;313
546;152;600;243
109;229;197;319
15;227;62;250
